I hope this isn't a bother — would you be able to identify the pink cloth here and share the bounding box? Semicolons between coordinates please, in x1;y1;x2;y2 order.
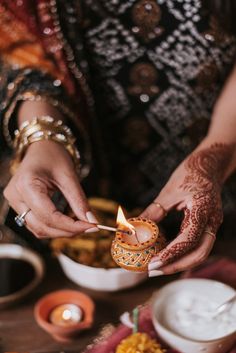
181;257;236;289
84;258;236;353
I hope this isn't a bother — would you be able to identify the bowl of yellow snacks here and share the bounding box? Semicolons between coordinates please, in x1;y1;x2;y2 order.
51;198;147;291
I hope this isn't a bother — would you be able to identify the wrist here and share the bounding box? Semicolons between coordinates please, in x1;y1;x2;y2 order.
26;138;65;154
190;138;236;183
24;139;74;166
17;100;65;126
11;116;80;175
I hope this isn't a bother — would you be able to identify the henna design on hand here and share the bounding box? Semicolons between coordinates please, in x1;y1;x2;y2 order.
159;143;235;264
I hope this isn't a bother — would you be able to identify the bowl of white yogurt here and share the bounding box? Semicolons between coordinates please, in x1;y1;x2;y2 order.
152;279;236;353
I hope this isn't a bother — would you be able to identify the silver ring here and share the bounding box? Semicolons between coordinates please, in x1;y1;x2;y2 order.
15;209;30;227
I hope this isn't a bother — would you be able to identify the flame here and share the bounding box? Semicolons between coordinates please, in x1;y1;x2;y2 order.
116;206;135;232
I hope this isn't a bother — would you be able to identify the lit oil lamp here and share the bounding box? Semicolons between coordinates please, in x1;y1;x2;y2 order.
50;303;83;327
34;290;94;342
111;207;165;272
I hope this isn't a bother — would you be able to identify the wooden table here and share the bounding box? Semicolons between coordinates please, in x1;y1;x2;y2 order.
1;237;236;353
0;256;175;353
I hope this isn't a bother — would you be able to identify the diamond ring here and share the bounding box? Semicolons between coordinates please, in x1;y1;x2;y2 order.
15;209;30;227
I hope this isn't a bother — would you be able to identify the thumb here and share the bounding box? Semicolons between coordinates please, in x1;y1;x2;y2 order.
57;171;98;223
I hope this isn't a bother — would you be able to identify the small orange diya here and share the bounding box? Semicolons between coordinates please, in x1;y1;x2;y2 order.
111;216;165;272
34;290;94;342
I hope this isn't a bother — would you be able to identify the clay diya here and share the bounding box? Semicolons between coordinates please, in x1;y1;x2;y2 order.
111;208;165;272
34;289;94;342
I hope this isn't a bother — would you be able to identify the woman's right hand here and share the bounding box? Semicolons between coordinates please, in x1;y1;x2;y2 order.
4;139;98;238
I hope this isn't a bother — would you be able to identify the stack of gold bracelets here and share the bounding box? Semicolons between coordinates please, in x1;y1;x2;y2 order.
12;115;81;174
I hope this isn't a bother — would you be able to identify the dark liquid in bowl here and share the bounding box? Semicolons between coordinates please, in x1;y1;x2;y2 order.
0;258;36;297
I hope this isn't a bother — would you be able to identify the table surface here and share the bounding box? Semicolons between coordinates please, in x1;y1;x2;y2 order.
1;236;236;353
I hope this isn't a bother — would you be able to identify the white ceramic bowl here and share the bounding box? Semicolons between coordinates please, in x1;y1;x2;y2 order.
0;244;44;308
152;279;236;353
58;253;147;292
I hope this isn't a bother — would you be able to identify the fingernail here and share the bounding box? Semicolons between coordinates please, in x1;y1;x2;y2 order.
148;260;163;271
85;227;99;233
148;270;164;277
86;211;99;224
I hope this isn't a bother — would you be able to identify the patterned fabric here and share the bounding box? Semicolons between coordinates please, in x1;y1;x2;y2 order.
0;0;236;233
58;0;236;211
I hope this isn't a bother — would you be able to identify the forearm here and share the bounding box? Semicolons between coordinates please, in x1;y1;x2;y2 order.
0;61;75;152
207;64;236;144
194;66;236;180
0;55;91;177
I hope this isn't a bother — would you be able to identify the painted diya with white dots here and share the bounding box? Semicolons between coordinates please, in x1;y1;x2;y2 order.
111;208;165;272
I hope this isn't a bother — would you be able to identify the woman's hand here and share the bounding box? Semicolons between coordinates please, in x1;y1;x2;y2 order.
4;140;98;238
141;142;235;276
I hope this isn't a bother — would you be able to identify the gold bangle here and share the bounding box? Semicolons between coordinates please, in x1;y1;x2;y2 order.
2;88;91;179
12;116;81;174
2;90;78;148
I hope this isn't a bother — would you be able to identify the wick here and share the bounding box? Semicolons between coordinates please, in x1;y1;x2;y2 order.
131;228;140;244
120;228;139;243
135;232;140;244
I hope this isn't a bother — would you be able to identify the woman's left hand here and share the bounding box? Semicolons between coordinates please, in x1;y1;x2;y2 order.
141;142;234;276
